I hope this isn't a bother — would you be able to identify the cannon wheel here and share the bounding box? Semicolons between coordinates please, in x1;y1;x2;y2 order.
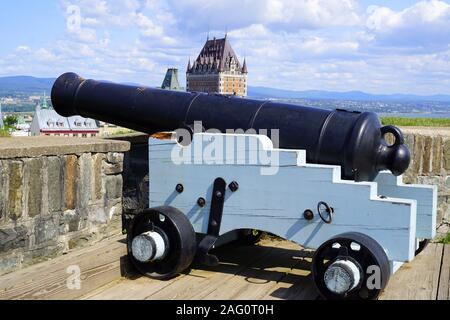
312;232;390;300
127;206;197;280
237;229;264;245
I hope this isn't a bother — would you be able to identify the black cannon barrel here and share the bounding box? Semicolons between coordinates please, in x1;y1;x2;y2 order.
51;72;410;181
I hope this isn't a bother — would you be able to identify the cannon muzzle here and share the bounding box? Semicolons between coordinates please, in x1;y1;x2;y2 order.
51;72;410;181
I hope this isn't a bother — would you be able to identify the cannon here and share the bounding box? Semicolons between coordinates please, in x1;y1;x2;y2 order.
52;73;437;300
52;72;410;182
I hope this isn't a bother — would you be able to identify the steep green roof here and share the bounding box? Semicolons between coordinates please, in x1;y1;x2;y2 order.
161;68;182;91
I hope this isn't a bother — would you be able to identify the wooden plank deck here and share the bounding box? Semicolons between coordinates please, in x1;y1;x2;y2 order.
1;234;448;300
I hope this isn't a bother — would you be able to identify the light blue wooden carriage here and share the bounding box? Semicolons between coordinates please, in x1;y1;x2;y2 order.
130;132;437;299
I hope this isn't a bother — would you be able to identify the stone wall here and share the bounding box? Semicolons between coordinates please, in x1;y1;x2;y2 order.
0;137;130;275
400;128;450;224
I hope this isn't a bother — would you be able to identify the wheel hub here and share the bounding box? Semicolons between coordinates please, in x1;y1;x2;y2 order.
324;259;361;295
131;231;167;263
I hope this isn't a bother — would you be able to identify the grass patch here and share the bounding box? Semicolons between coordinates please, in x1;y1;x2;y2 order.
440;233;450;245
381;117;450;127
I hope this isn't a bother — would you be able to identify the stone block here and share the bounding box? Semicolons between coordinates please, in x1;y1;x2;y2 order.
413;135;423;174
432;136;442;174
444;139;450;171
0;226;28;251
8;161;23;220
404;133;414;151
78;153;92;208
105;175;123;200
104;152;124;175
47;157;63;213
35;217;58;245
58;210;84;234
64;155;78;210
0;160;7;222
106;152;124;164
87;204;107;224
92;153;103;201
422;136;433;174
24;158;43;218
417;175;441;186
103;161;123;175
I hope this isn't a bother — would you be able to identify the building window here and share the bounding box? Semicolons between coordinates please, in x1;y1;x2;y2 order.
82;134;87;138
73;134;78;137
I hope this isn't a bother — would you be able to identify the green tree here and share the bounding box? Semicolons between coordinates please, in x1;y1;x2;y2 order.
4;115;18;129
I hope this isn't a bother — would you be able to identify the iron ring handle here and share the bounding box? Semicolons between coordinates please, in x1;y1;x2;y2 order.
317;201;333;224
381;125;404;147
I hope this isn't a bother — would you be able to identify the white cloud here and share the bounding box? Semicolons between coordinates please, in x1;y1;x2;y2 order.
35;49;57;62
172;0;361;31
229;24;271;39
366;0;450;49
135;13;164;37
3;0;450;95
15;46;31;53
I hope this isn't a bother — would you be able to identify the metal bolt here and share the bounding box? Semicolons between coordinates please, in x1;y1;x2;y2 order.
215;191;223;198
175;184;184;193
228;181;239;192
197;197;206;207
303;209;314;221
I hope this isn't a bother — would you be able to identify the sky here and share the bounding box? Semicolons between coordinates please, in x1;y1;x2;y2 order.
0;0;449;95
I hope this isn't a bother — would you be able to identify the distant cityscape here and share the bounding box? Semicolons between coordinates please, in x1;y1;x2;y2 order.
0;36;449;139
2;91;450;118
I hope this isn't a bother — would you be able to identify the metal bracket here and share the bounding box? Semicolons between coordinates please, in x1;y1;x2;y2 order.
195;177;226;266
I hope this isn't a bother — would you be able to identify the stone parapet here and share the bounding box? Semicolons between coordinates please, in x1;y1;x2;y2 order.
0;137;130;275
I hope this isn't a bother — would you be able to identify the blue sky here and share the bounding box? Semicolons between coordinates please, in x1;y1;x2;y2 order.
0;0;449;94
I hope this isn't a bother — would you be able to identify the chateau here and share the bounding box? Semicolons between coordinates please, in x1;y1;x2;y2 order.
186;36;248;97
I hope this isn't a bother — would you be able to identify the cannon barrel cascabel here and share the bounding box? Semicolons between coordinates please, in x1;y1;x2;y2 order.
51;72;410;181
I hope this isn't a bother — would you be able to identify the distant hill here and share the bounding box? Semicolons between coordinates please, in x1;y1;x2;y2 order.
0;76;55;94
248;86;450;103
1;76;450;103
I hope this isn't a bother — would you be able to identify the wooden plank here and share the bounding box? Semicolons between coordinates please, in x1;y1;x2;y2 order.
0;235;127;300
146;238;281;300
262;250;319;300
202;241;307;300
380;243;443;300
85;238;278;300
437;244;450;300
81;275;186;300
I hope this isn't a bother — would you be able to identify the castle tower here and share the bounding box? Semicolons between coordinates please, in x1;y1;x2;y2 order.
186;36;248;97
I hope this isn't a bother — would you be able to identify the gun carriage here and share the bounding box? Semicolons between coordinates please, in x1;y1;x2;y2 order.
52;73;437;300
